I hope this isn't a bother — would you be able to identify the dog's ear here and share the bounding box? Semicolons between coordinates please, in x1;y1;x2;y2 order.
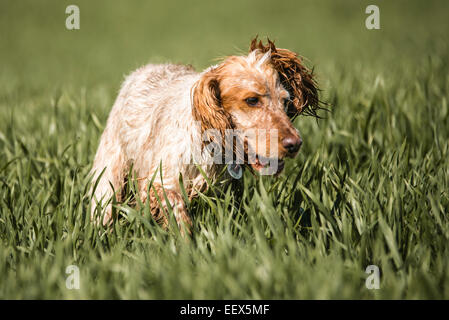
250;37;321;119
192;69;233;141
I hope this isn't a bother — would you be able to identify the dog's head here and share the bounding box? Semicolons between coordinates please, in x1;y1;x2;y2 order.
193;38;320;175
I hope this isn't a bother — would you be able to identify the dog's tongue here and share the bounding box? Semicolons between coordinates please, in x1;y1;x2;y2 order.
251;158;285;175
252;157;266;170
252;156;271;170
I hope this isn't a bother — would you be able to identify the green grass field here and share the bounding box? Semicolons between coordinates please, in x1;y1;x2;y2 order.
1;0;448;299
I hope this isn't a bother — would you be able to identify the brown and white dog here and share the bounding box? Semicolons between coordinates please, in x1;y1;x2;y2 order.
90;38;320;234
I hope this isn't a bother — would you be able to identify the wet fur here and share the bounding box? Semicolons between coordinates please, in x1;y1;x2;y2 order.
90;38;320;235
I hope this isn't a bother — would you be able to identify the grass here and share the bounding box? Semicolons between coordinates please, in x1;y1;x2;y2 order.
0;0;449;299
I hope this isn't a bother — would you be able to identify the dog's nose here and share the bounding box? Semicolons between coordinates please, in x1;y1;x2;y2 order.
282;136;302;154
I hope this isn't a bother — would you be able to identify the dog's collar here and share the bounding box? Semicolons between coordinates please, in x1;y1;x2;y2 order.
226;163;257;179
227;163;243;179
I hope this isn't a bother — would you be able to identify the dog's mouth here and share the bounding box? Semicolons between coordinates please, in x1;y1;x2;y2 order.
232;138;287;176
249;154;285;176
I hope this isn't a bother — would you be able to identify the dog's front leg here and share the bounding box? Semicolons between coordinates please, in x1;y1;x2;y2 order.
140;182;192;236
90;143;125;226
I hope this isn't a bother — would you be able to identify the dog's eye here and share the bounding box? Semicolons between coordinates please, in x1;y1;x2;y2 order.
245;97;259;106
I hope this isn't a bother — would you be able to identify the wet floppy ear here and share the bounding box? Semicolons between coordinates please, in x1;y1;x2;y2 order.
192;69;232;139
250;37;321;119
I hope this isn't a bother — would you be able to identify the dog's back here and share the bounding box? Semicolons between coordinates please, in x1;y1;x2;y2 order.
90;63;203;225
121;63;197;93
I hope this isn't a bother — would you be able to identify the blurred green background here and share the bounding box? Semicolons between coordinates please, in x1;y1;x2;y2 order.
1;0;448;88
1;0;448;299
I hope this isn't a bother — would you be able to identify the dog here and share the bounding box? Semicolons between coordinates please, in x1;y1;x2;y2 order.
90;38;320;235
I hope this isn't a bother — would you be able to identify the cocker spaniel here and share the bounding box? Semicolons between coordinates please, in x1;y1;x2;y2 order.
90;38;320;235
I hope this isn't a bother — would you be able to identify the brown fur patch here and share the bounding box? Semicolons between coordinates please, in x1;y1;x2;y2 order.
192;70;234;143
249;37;321;119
